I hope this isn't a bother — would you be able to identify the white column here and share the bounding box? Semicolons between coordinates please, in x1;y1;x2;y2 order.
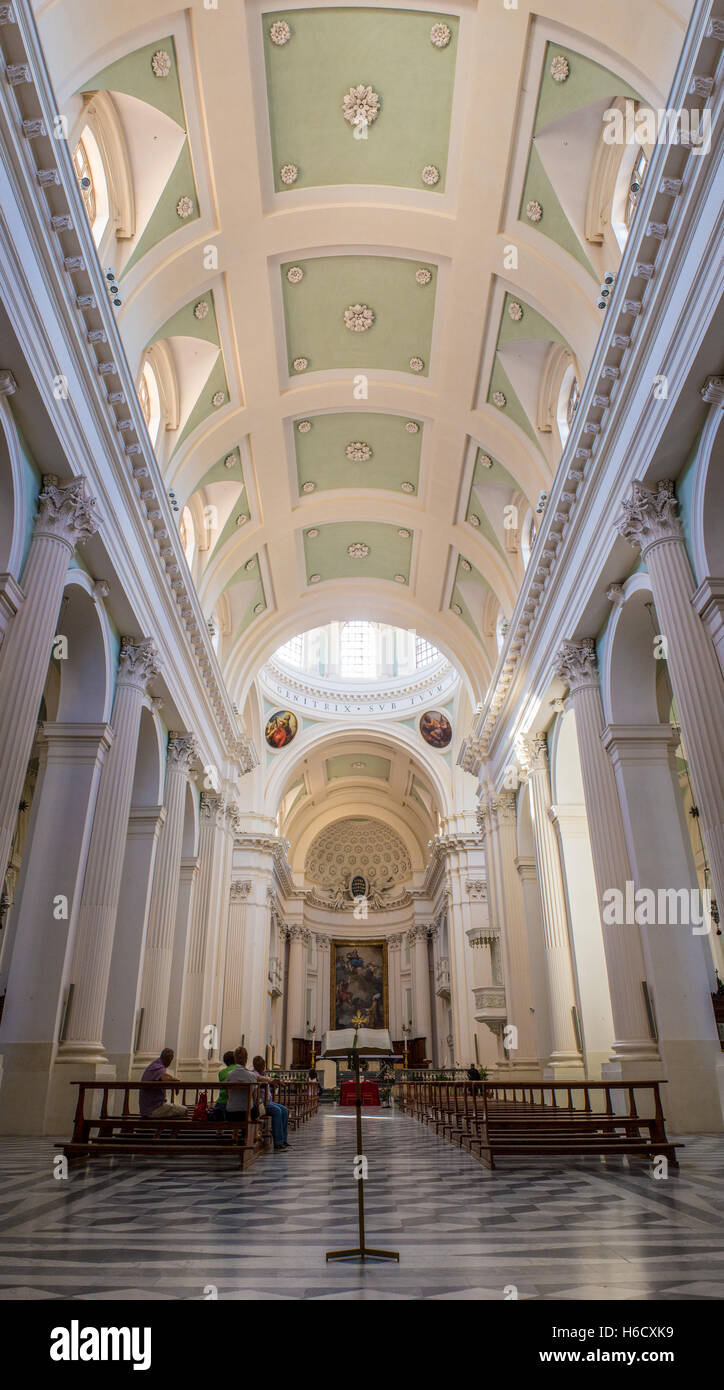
408;924;432;1057
515;854;553;1064
517;740;583;1076
177;792;229;1076
481;794;540;1072
220;879;251;1052
165;856;200;1056
317;935;331;1035
56;638;159;1073
135;733;197;1066
285;926;308;1065
103;805;165;1078
616;479;724;912
0;476;101;887
0;722;112;1135
603;723;723;1132
555;639;662;1072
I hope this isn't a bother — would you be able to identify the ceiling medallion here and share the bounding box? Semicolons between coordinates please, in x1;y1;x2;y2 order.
270;19;291;45
492;390;507;408
430;22;451;48
302;480;315;492
344;303;375;332
235;514;248;527
550;54;569;82
394;573;407;584
253;603;265;615
409;356;424;372
479;453;493;468
345;441;372;462
421;164;440;186
415;267;432;285
469;513;481;527
309;573;321;584
212;390;226;407
525;199;543;223
287;265;304;283
306;528;319;538
194;299;210;320
342;84;381;129
245;558;256;571
460;558;472;572
297;419;312;433
452;602;462;616
176;195;194;219
280;163;299;185
405;420;420;433
292;357;308;371
347;542;370;558
224;453;237;468
397;528;410;538
401;481;415;493
151;50;172;78
508;301;523;322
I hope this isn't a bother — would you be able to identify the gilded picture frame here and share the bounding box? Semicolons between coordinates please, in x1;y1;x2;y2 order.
330;939;388;1030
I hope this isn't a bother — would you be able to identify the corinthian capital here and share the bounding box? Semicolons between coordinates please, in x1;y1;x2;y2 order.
117;637;160;691
614;478;682;555
35;474;102;549
554;638;598;693
167;732;198;772
490;790;517;827
200;791;224;823
289;925;310;944
516;733;548;778
232;733;259;774
466;879;487;901
230;880;252;900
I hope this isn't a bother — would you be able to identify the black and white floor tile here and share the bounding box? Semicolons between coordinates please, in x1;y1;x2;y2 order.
1;1109;723;1300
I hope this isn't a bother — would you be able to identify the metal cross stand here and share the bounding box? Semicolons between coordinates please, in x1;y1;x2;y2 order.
325;1016;400;1264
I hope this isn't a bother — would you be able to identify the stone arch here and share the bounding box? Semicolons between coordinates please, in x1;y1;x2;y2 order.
601;573;660;727
52;573;115;724
0;398;32;581
130;704;165;807
691;407;724;584
181;779;199;858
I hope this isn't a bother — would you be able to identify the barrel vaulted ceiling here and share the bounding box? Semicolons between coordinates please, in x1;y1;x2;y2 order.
36;0;690;709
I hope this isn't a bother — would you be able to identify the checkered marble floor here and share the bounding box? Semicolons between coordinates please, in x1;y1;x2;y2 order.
1;1109;723;1300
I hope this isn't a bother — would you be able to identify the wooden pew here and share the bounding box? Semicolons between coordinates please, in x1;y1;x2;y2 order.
397;1078;680;1170
60;1080;269;1171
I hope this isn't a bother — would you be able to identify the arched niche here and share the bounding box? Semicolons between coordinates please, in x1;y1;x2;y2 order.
601;575;660;727
130;704;165;807
181;779;199;858
52;574;114;724
0;399;31;579
515;777;535;858
550;707;586;806
691;409;724;583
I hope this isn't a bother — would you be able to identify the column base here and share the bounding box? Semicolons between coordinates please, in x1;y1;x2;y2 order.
48;1054;117;1136
0;1043;58;1136
658;1039;724;1133
543;1053;586;1080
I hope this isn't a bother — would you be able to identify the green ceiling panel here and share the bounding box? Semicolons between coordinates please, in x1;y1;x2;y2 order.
326;754;391;781
199;446;241;489
519;144;597;281
208;491;249;561
451;555;492;645
294;411;422;494
487;358;544;455
171;353;229;458
222;560;266;635
122;141;200;279
80;37;186;128
281;255;436;376
535;42;641;136
150;290;221;349
264;8;458;192
303;520;413;584
497;293;568;352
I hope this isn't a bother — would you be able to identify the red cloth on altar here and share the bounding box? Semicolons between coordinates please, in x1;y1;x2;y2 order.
340;1079;380;1106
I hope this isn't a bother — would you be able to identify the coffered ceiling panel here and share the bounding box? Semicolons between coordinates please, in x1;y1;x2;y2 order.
293;411;422;495
264;7;459;192
303;520;413;586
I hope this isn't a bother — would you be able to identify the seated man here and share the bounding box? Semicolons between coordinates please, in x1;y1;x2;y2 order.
139;1048;188;1119
211;1050;235;1120
252;1055;290;1151
223;1046;258;1124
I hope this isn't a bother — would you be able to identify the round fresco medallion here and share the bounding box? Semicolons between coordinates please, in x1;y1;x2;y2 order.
419;708;453;749
265;709;298;749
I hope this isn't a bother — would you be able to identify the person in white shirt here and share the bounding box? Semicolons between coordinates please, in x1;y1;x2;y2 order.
223;1046;257;1119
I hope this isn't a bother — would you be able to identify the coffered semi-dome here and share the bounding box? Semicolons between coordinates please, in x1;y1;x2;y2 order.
305;816;412;890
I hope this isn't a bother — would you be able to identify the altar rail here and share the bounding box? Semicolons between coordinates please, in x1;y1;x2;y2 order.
397;1078;679;1170
59;1079;318;1171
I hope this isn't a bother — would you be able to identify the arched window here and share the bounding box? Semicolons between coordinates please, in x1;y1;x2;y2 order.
340;621;376;677
415;635;441;668
72;125;109;246
556;363;580;447
521;508;536;570
611;125;653;251
179;506;195;570
137;359;162;448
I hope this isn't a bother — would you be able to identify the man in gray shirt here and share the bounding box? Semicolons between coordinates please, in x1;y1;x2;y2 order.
223;1045;257;1117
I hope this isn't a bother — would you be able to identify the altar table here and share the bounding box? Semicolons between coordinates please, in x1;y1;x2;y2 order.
340;1079;380;1106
